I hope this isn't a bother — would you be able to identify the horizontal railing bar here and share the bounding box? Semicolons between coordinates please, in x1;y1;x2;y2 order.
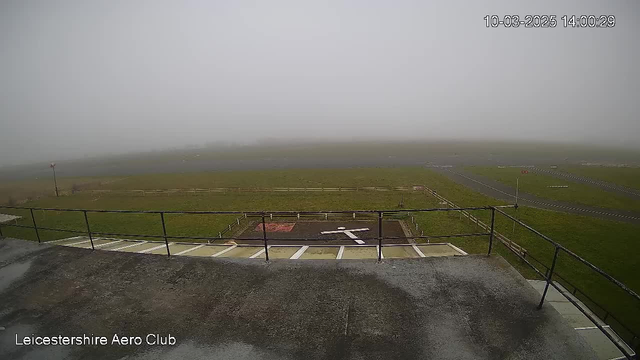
492;207;640;304
0;205;506;215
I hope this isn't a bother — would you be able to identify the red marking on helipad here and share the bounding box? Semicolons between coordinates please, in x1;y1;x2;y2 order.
255;223;296;232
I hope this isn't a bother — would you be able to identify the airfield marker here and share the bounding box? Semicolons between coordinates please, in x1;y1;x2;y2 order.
320;227;369;245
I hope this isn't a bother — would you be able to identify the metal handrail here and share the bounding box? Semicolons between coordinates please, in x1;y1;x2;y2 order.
0;203;636;358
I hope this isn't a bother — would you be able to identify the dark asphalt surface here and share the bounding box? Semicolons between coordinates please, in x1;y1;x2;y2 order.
433;168;640;224
236;220;407;245
0;238;596;360
531;167;640;199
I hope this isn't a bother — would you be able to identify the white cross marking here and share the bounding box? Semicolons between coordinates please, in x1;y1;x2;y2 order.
320;227;370;244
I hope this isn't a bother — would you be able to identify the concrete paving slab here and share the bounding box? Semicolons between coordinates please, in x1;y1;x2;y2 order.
382;246;419;258
118;242;163;253
52;237;90;246
342;246;378;259
99;240;140;250
417;244;460;257
562;313;600;329
299;246;339;259
217;246;263;258
577;328;626;360
183;245;229;257
148;243;200;255
254;246;300;259
73;239;114;249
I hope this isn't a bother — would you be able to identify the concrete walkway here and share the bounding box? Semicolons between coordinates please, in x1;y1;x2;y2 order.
528;280;635;360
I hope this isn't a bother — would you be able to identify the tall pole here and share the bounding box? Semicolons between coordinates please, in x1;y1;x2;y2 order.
50;163;59;197
512;177;519;235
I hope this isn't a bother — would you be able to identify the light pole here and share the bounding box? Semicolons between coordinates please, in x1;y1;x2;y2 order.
50;163;59;197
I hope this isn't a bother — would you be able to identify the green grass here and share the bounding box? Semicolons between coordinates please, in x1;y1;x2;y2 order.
562;166;640;191
466;166;640;212
1;167;639;341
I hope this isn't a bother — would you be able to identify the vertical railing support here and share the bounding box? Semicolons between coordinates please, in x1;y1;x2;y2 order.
262;213;269;261
538;246;560;309
487;207;495;255
377;211;383;261
0;222;4;239
30;208;41;243
83;210;94;250
160;212;170;257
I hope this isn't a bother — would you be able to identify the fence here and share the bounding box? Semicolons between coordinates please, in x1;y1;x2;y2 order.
0;203;637;358
68;186;425;197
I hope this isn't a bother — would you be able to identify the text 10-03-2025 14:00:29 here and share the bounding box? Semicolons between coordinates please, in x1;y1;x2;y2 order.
484;15;616;28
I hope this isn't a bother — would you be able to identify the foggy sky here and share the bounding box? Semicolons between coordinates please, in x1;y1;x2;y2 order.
1;0;639;166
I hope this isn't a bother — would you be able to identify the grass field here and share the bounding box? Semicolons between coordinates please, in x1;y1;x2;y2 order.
1;167;639;341
466;166;640;212
562;166;640;191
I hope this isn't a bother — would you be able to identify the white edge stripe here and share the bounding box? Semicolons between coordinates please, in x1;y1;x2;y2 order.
175;244;204;256
290;246;308;259
412;244;426;258
337;246;345;259
138;244;170;254
67;239;91;247
112;241;147;251
211;245;237;257
94;239;123;248
447;243;468;255
250;246;270;259
574;325;610;330
49;236;84;243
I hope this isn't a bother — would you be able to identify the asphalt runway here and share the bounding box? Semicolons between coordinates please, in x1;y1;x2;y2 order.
531;167;640;199
432;168;640;224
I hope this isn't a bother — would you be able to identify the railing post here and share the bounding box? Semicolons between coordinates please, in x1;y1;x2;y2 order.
262;213;269;261
83;210;94;250
487;207;495;255
538;246;561;309
30;208;41;243
0;222;3;239
160;212;170;257
377;211;383;261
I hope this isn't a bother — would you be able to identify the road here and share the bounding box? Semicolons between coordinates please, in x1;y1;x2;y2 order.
432;168;640;225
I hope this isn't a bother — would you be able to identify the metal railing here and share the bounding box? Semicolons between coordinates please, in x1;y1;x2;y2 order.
493;207;639;359
0;203;637;358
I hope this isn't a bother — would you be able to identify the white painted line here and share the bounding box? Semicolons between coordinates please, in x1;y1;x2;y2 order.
377;246;384;259
112;241;147;251
290;246;309;259
175;244;204;256
574;325;610;330
412;244;426;258
94;240;123;248
211;245;237;257
337;246;345;259
138;243;170;254
49;236;84;243
67;239;91;247
250;246;270;259
447;243;468;255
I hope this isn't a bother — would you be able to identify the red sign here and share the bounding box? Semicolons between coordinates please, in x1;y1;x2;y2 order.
521;170;529;174
255;223;295;232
